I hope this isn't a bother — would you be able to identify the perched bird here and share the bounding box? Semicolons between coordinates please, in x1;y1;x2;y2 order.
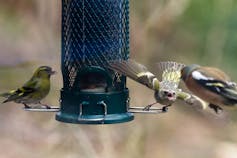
109;60;207;112
181;64;237;113
0;66;56;109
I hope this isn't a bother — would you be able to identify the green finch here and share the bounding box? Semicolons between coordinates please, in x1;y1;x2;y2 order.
0;66;56;109
109;60;207;112
181;64;237;113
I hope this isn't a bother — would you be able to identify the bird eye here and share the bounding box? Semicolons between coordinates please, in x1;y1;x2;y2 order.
164;91;168;95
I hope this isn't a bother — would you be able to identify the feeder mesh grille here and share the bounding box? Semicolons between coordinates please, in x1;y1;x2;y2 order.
61;0;129;89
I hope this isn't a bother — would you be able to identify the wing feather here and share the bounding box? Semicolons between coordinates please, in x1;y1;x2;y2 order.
109;60;159;89
191;70;237;102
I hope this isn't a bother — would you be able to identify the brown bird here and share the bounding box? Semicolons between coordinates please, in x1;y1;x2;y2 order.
181;64;237;113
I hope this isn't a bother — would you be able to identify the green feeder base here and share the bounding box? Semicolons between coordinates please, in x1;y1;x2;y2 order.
56;89;134;124
56;113;134;124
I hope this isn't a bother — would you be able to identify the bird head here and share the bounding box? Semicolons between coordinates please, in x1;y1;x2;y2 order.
159;89;177;101
33;66;56;78
181;64;200;81
159;80;179;101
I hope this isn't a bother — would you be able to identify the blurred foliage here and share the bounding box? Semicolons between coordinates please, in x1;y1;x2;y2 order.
1;0;237;158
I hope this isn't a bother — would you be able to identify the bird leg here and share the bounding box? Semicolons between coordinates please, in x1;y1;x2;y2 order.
39;102;51;109
23;103;31;109
208;104;223;114
143;102;159;111
143;102;171;112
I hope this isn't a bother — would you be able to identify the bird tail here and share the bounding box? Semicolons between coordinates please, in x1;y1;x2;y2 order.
157;61;185;85
0;92;11;98
109;59;159;90
222;87;237;105
2;99;9;104
0;93;10;104
0;90;16;104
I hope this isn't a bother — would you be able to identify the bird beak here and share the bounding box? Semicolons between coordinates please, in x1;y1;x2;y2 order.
167;93;176;101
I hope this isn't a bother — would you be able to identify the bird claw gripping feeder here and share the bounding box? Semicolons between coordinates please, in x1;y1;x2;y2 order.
55;0;134;124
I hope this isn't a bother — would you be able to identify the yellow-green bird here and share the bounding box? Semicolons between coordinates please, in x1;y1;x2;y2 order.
110;60;207;112
181;64;237;113
0;66;56;109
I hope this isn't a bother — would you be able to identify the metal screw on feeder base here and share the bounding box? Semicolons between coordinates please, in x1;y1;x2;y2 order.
55;0;134;124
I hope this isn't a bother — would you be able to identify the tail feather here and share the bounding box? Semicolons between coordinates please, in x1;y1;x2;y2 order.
2;99;9;104
222;88;237;103
0;93;11;104
157;61;185;83
0;90;17;104
0;92;11;98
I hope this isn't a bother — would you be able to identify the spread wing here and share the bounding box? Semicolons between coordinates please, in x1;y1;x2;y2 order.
177;91;224;114
177;91;209;110
109;59;160;90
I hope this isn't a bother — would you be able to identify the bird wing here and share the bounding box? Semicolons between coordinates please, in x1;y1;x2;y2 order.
201;67;230;81
109;60;160;90
2;79;38;103
191;70;237;102
177;91;209;110
2;87;35;103
177;91;224;113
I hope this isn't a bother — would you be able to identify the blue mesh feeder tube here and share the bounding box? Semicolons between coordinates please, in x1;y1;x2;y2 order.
56;0;134;124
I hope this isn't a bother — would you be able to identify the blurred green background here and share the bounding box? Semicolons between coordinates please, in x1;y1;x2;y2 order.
1;0;237;158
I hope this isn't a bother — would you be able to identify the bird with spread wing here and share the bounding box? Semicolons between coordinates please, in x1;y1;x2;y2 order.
109;59;207;112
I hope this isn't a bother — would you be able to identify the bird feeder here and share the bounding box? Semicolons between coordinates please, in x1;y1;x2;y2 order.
55;0;134;124
24;0;166;122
